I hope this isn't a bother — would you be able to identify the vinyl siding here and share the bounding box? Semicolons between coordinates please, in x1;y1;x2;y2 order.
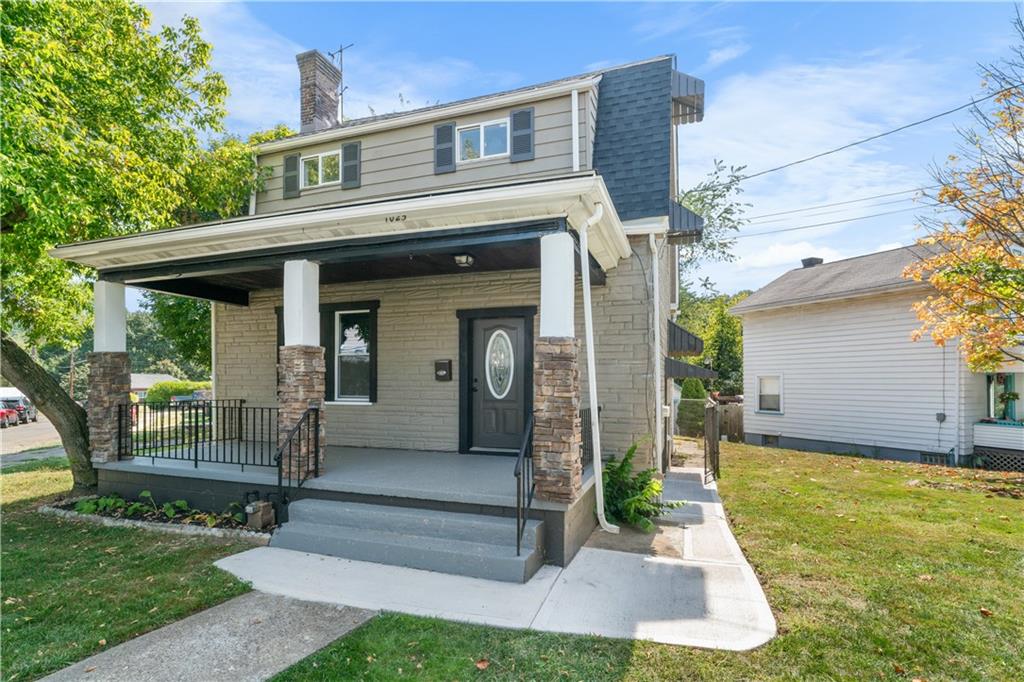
742;290;969;456
958;363;988;454
213;241;659;464
256;94;581;214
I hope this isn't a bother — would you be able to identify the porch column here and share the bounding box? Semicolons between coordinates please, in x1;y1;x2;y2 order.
278;260;325;478
88;281;130;463
533;233;583;503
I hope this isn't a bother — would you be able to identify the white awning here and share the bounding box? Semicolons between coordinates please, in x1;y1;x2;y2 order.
51;174;630;272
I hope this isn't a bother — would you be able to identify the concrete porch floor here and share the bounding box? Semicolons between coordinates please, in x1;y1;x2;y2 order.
97;445;592;509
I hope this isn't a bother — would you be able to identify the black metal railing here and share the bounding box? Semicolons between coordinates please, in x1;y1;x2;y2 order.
117;400;279;469
514;414;535;556
276;407;320;503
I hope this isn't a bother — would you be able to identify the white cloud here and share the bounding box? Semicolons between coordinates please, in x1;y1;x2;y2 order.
698;43;750;72
740;241;846;270
145;3;522;136
679;52;960;293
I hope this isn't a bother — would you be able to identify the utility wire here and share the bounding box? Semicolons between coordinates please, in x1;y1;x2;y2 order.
746;196;924;225
744;185;941;221
734;205;955;240
738;84;1021;182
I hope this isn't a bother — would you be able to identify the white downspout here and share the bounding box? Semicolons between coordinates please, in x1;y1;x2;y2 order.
650;233;663;472
579;203;619;534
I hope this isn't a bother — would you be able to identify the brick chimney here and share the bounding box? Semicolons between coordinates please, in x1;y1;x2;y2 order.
296;50;341;134
801;257;823;268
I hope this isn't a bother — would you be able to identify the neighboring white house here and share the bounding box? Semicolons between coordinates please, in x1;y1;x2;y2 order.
732;246;1023;470
129;373;179;400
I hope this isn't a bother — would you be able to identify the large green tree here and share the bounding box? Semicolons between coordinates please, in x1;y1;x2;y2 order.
676;288;749;396
0;1;269;490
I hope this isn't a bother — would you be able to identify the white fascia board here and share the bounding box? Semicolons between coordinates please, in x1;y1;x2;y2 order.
622;216;669;236
51;174;630;272
258;76;601;155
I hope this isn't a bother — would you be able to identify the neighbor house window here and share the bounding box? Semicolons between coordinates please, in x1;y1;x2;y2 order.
301;151;341;188
457;119;509;162
334;309;374;403
757;375;782;413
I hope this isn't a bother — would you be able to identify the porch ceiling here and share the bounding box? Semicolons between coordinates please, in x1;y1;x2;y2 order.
50;173;629;275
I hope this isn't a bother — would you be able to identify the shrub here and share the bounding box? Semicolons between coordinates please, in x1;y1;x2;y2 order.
677;377;706;437
602;442;683;532
145;380;211;404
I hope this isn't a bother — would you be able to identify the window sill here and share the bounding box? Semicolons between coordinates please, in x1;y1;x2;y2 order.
325;400;374;407
755;410;784;416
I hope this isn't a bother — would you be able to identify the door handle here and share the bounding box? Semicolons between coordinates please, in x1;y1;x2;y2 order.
472;378;479;393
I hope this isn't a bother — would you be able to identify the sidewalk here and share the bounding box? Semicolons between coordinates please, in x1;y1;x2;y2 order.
42;592;374;682
216;467;776;650
0;446;66;469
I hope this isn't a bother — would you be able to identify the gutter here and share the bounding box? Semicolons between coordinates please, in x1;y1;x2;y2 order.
730;281;931;316
578;202;619;534
650;233;663;472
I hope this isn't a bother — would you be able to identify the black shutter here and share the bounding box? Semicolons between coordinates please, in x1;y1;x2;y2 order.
341;141;361;189
283;153;300;198
510;108;534;162
434;122;456;174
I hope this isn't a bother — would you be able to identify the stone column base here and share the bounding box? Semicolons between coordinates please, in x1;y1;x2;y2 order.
277;345;326;479
87;351;131;463
533;337;582;503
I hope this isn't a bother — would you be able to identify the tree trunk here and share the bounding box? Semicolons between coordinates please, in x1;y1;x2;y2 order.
1;333;96;491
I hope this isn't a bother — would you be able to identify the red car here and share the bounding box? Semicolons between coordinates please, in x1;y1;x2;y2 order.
0;407;18;428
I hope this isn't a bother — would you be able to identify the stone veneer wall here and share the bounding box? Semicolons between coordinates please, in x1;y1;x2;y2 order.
533;337;582;503
277;345;326;479
87;351;130;463
214;236;660;464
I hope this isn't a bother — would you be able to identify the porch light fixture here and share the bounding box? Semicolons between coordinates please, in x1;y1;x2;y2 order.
453;254;474;268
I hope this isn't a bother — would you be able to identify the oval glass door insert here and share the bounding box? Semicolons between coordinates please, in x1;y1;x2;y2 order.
485;329;514;399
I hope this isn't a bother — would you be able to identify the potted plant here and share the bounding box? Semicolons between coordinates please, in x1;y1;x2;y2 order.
996;391;1019;420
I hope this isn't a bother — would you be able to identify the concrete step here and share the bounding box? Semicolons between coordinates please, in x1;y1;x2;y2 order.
286;499;542;550
271;500;545;583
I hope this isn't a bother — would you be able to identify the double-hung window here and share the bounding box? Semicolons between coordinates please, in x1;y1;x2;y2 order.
334;309;374;403
301;151;340;188
757;375;782;413
457;119;509;162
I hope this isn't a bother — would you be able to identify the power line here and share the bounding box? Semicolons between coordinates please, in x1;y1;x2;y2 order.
744;185;941;221
739;84;1021;182
734;205;955;240
747;196;925;225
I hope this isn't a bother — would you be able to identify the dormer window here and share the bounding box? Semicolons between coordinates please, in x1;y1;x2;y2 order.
457;119;509;162
301;151;340;188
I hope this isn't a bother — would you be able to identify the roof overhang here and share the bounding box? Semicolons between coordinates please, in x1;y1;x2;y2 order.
731;282;930;316
258;75;602;154
51;174;630;274
672;70;704;125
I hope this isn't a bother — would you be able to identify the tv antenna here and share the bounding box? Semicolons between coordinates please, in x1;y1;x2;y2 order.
329;42;354;121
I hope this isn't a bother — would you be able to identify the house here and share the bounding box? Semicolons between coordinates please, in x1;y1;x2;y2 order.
129;373;179;400
732;247;1024;470
51;52;713;582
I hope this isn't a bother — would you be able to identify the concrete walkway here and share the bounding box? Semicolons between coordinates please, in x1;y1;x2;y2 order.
217;467;776;650
42;592;374;682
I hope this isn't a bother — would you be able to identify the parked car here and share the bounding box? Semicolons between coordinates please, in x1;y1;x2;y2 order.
2;397;37;424
0;406;19;428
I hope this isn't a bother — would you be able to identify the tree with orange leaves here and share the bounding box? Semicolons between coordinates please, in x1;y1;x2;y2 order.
904;13;1024;371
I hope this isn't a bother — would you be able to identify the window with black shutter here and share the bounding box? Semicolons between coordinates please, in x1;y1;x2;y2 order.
341;141;361;189
434;122;456;174
510;107;534;162
283;153;300;198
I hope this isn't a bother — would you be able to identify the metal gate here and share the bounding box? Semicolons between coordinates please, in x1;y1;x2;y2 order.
703;397;720;484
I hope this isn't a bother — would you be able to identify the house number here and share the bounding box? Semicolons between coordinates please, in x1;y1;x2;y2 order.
385;214;407;223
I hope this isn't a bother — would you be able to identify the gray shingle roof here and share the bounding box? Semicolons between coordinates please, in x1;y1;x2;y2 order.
731;245;934;314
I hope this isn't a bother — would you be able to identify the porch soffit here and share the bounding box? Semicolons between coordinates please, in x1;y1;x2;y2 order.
50;175;630;273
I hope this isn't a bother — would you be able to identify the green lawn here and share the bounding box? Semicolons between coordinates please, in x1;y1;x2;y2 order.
277;443;1024;681
0;459;252;681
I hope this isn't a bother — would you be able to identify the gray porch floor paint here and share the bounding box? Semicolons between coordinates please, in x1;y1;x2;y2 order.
216;467;777;650
41;592;374;682
98;446;592;510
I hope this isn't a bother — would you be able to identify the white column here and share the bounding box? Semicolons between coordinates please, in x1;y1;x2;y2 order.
93;280;126;352
283;260;320;346
539;232;575;337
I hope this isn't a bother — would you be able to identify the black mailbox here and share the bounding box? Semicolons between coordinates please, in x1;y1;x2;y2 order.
434;360;452;381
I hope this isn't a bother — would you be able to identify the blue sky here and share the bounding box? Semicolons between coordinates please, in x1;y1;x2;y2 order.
149;1;1015;295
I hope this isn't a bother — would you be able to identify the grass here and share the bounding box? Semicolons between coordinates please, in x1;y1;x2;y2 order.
276;442;1024;681
0;459;253;681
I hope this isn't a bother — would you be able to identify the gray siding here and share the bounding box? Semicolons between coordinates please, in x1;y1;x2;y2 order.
257;95;581;214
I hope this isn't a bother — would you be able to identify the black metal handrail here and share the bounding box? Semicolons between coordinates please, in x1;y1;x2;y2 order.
117;400;279;469
276;407;320;504
514;414;535;556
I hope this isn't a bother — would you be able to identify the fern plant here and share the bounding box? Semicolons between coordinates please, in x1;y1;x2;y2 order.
602;442;684;532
